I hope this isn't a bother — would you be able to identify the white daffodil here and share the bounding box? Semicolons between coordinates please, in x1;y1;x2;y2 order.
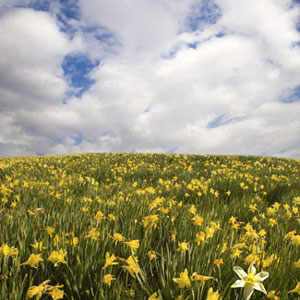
231;264;269;300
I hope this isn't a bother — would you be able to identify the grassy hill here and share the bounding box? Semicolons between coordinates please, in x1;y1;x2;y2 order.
0;153;299;299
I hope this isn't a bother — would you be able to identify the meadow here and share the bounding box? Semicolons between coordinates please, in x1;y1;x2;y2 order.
0;153;299;299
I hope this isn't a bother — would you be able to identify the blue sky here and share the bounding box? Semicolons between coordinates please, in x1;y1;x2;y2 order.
281;85;300;103
0;0;299;158
62;54;99;97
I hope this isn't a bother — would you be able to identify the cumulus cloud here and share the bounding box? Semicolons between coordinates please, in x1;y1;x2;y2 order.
0;8;72;155
0;0;299;158
79;0;194;58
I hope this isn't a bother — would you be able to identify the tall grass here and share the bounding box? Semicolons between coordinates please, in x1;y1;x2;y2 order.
0;153;299;299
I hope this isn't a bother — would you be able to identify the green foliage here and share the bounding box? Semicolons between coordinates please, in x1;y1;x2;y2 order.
0;153;299;299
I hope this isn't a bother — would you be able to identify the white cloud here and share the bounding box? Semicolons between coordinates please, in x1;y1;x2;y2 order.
79;0;194;58
0;1;299;158
0;8;71;111
0;8;74;155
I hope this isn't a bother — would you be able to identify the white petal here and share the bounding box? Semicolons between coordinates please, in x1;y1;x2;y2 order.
254;282;267;294
244;284;254;300
233;266;247;279
248;264;256;275
255;271;269;282
231;279;245;288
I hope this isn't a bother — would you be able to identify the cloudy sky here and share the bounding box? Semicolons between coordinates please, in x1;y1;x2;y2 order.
0;0;300;158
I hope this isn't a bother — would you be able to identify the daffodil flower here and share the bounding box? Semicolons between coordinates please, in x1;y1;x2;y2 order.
103;274;115;287
172;269;191;288
121;256;140;278
289;281;300;295
21;253;43;268
148;291;161;300
47;286;64;300
0;244;19;257
231;264;269;300
206;287;221;300
123;240;140;252
47;249;67;267
102;252;118;269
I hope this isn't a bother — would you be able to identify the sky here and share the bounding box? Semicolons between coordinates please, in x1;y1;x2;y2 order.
0;0;300;158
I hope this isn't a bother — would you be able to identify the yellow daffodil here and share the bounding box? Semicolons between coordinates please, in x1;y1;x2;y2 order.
122;256;140;278
173;269;191;288
103;274;115;287
148;292;161;300
205;227;215;239
294;259;300;268
31;241;44;252
0;244;19;257
244;254;260;267
221;242;228;253
148;291;161;300
177;242;189;252
147;250;158;261
292;206;298;214
288;282;300;295
27;280;50;299
191;273;214;285
233;242;246;249
47;286;64;300
232;249;243;259
47;249;67;267
27;209;37;216
71;237;78;247
46;226;55;237
142;215;159;228
268;218;277;227
22;253;43;268
195;232;206;245
124;289;135;297
206;287;222;300
229;216;237;224
159;207;169;214
53;234;60;247
27;285;46;299
267;290;280;300
285;230;296;240
94;210;104;221
107;213;116;221
189;205;197;214
112;232;125;242
258;229;267;238
213;258;224;268
85;228;100;240
123;240;139;252
291;235;300;246
103;252;118;269
263;254;277;268
231;264;269;300
171;231;176;241
192;215;204;226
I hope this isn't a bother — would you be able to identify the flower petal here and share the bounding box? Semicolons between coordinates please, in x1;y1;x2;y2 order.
254;282;267;294
244;284;254;300
233;266;247;279
231;279;245;288
255;271;269;282
248;264;256;275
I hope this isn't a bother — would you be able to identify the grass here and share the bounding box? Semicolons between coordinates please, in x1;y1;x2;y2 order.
0;153;299;299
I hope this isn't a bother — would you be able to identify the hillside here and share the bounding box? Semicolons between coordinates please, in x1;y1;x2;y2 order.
0;153;299;299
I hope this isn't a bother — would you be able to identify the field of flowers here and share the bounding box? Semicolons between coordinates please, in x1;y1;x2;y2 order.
0;153;299;299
